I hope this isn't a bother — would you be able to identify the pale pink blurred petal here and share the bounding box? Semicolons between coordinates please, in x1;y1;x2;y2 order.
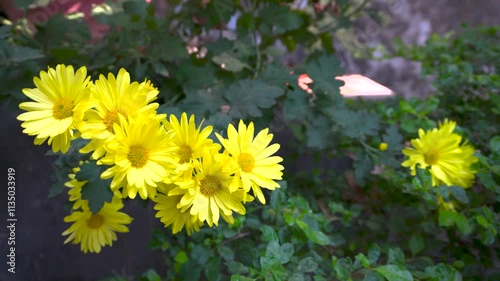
335;74;393;97
298;74;313;94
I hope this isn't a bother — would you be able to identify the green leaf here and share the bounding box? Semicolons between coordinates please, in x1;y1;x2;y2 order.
218;246;235;262
448;186;469;204
354;152;374;185
150;35;187;61
260;241;281;271
424;264;462;281
355;253;371;268
224;79;283;118
259;4;304;34
279;243;294;264
333;257;353;279
9;46;45;63
75;161;114;213
230;275;254;281
180;260;202;280
192;244;211;265
226;261;249;275
180;88;225;116
367;244;381;264
374;265;413;281
176;62;217;91
205;257;222;281
296;219;331;246
298;257;318;273
175;251;188;264
140;269;161;281
438;210;472;235
261;225;279;242
382;124;404;152
332;109;380;140
213;52;251;72
387;248;405;265
409;235;424;256
489;136;500;153
305;116;331;149
303;55;344;95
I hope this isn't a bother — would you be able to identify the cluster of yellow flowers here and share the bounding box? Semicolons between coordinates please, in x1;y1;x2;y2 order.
402;119;478;209
17;64;284;253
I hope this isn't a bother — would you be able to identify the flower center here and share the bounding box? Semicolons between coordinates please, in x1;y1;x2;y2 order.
199;176;221;196
423;150;439;165
128;145;149;168
238;153;255;173
177;145;193;164
86;214;104;229
103;109;126;134
52;98;74;120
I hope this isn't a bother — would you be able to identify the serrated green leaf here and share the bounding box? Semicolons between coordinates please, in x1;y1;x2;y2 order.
305;116;331;149
259;4;304;34
332;109;380;140
75;161;113;213
180;89;225;116
149;35;187;61
224;79;283;118
374;265;413;281
176;62;217;91
382;124;404;152
213;52;251;72
354;152;374;185
303;55;344;95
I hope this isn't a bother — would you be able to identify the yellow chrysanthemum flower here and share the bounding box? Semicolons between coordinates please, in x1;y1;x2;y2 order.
99;116;177;200
78;69;161;159
163;113;221;181
17;64;93;153
61;197;132;254
65;165;87;210
153;182;204;235
215;120;284;204
402;119;478;188
174;149;252;227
